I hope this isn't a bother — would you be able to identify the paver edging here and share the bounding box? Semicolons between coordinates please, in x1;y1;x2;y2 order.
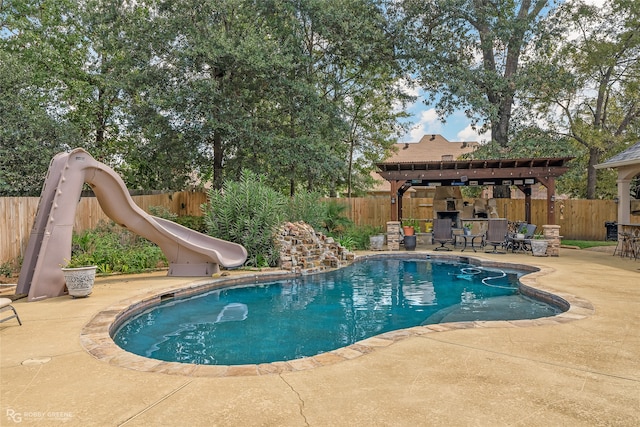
80;253;594;377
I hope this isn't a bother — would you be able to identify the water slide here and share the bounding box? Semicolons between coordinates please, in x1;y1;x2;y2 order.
16;148;247;301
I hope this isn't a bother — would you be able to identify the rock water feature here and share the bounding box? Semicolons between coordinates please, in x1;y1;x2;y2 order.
276;222;355;274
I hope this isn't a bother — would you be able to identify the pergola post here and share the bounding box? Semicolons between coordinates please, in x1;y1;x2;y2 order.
537;177;557;225
517;185;532;224
389;180;403;221
546;178;556;225
617;177;632;225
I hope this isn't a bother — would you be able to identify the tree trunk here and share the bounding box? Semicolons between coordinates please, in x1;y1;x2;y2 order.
586;146;601;199
492;102;512;147
212;132;223;190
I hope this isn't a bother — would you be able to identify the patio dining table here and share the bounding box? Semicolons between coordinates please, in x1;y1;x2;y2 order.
460;233;485;252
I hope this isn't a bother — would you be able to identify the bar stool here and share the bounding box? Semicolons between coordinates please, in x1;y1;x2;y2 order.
613;232;630;257
630;229;640;260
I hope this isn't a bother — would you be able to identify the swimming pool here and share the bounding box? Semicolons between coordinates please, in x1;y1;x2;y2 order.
113;256;563;365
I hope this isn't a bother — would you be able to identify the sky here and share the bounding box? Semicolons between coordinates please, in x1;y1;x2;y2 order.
398;0;606;144
399;91;490;143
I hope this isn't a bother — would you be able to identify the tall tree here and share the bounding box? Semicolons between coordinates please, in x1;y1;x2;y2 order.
0;52;78;195
1;0;83;194
526;0;640;198
398;0;549;147
2;0;410;196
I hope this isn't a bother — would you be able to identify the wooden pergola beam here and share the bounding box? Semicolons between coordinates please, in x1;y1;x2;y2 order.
376;157;573;225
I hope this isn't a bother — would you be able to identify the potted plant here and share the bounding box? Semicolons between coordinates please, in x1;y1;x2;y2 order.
61;256;97;298
530;233;548;257
463;223;473;236
516;224;527;240
402;219;418;236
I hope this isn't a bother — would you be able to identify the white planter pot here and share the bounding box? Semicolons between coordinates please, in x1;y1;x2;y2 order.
369;234;385;251
61;266;97;298
530;240;548;257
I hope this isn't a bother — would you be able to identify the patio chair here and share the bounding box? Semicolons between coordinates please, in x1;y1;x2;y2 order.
0;298;22;326
484;219;508;254
521;224;537;251
433;218;454;251
506;223;537;252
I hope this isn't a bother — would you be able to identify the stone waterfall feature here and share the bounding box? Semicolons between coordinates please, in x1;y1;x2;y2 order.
276;222;355;274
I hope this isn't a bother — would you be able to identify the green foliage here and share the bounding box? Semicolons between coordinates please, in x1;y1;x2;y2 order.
203;169;369;266
339;224;384;251
173;216;207;234
68;221;167;274
322;201;354;235
399;0;551;146
336;235;357;251
402;218;420;230
0;261;13;277
461;186;484;198
525;0;640;198
1;0;411;197
0;50;77;196
148;206;178;221
204;170;286;268
143;206;207;233
286;192;327;232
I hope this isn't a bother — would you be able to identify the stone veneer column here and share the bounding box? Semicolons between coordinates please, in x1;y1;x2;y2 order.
543;225;561;257
386;221;401;251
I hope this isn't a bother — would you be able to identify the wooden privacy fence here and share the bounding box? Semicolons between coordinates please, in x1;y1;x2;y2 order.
0;192;208;265
1;193;628;265
328;197;624;241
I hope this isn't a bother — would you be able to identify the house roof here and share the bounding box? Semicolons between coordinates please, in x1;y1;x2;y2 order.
370;135;479;192
595;141;640;169
387;134;479;163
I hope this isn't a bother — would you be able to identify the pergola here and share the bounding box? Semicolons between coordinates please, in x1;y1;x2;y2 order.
375;157;573;224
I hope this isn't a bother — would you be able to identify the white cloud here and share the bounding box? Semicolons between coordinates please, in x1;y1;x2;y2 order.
457;124;490;143
406;108;442;141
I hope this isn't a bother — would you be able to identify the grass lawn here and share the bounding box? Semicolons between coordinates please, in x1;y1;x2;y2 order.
561;240;617;249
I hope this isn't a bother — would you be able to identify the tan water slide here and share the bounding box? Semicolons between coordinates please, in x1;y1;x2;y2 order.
17;148;247;301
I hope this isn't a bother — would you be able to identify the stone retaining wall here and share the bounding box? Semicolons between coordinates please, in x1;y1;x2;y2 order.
276;221;355;274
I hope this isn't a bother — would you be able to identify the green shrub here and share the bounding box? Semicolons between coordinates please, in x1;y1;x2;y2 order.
148;205;177;221
340;224;383;250
203;170;286;267
174;215;206;233
69;221;167;274
150;205;207;233
322;200;353;235
203;170;371;266
0;261;13;277
286;191;327;231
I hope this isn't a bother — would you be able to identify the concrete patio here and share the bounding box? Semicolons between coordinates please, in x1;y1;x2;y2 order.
1;247;638;426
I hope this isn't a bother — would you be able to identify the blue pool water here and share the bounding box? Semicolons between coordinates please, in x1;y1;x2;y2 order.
113;258;561;365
